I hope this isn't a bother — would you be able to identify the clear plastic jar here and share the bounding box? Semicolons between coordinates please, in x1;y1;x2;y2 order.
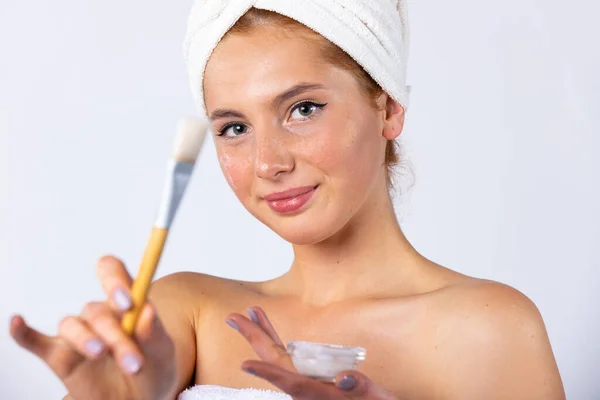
286;341;367;382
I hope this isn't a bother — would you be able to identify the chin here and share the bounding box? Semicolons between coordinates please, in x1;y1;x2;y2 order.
277;227;332;245
242;194;357;245
261;212;347;245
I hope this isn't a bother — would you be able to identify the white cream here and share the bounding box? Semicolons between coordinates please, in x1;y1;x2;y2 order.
287;341;366;382
218;153;237;190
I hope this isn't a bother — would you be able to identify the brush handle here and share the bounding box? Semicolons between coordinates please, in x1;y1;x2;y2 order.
121;226;169;335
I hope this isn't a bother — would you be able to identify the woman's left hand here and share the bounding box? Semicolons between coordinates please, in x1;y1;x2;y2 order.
225;307;397;400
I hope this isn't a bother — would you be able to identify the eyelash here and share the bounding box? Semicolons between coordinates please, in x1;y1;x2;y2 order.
290;100;328;121
217;101;328;138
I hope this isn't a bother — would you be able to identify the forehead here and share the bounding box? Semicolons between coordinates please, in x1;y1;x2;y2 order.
203;27;337;106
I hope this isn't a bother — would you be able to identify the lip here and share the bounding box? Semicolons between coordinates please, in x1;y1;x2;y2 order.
264;186;316;201
263;185;318;214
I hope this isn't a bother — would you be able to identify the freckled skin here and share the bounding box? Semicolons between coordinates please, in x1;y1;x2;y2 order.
149;24;565;400
218;153;237;190
204;28;387;245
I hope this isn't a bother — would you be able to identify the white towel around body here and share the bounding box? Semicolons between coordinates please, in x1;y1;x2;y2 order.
178;385;292;400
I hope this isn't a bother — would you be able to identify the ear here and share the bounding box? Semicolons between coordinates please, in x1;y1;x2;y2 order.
378;93;405;141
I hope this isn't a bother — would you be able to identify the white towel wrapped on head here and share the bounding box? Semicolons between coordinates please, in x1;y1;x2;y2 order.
183;0;411;116
178;385;292;400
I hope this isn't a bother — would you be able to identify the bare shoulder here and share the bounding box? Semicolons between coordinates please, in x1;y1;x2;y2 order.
426;278;565;399
150;271;260;305
146;272;262;391
438;278;545;328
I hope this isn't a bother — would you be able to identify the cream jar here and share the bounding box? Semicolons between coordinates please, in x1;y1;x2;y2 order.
286;341;366;382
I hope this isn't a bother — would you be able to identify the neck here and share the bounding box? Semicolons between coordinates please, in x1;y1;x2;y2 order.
279;184;423;306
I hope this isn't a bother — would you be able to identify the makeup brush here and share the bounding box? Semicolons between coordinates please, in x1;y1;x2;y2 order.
121;116;209;335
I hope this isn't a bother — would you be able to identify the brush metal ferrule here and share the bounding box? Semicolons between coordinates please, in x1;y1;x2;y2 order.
155;159;194;229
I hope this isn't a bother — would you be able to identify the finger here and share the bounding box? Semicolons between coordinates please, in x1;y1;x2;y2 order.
241;360;344;400
57;316;106;360
134;302;174;359
80;301;143;375
334;370;397;399
247;306;285;347
96;255;133;312
226;313;294;370
10;315;83;379
10;315;56;360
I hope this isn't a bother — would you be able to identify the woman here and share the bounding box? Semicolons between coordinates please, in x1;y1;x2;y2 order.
9;1;565;399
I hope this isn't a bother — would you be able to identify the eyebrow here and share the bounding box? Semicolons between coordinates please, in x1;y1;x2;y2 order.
209;109;246;121
209;82;326;122
272;83;326;110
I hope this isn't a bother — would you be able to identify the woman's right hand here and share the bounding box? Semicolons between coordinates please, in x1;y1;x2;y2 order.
9;256;177;400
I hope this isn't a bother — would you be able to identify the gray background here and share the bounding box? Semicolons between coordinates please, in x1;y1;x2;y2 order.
1;0;598;398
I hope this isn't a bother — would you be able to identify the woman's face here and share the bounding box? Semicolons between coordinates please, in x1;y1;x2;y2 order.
203;26;395;245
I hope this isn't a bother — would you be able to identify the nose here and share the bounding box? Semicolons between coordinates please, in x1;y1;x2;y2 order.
254;131;295;181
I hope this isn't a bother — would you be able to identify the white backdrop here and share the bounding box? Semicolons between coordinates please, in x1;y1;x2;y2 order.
1;0;598;398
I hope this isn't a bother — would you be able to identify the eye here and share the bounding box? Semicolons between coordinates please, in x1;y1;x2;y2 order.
290;101;327;120
218;123;248;138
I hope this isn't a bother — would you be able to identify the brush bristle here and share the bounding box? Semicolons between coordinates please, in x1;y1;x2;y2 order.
172;116;209;163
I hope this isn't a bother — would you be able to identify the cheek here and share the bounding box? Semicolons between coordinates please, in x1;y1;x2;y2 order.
217;150;252;194
302;111;382;189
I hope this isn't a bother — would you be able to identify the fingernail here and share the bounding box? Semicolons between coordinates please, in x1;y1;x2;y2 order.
226;319;240;331
337;375;356;391
247;308;259;324
122;353;142;374
85;339;104;356
243;368;259;376
113;288;132;311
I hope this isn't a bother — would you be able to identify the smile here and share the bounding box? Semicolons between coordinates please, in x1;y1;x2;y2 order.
263;185;318;214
